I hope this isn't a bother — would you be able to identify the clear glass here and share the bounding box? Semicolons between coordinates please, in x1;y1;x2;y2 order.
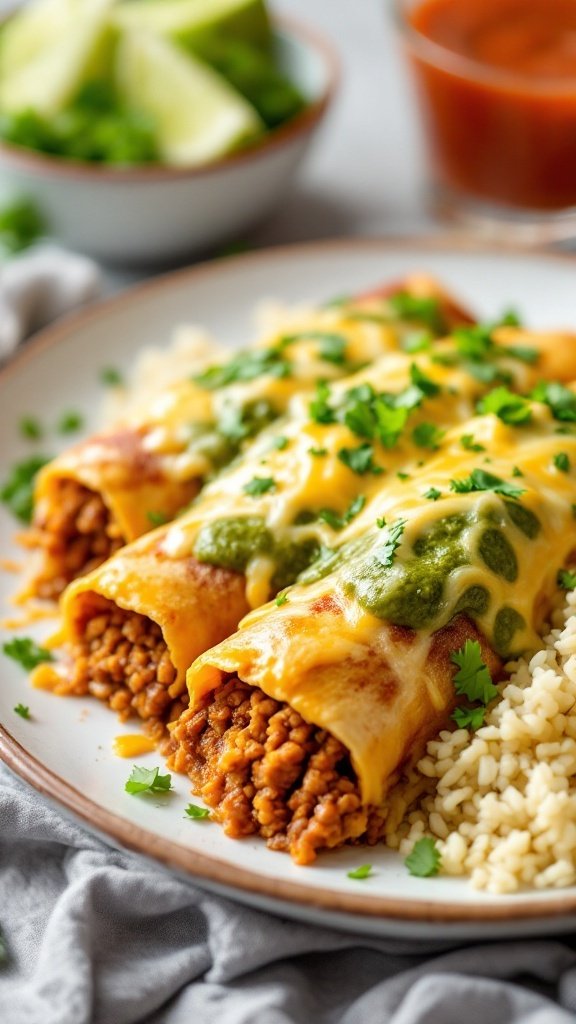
394;0;576;244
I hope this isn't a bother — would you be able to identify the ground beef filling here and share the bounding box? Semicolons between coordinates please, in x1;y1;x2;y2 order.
65;600;183;739
33;480;124;599
170;677;388;865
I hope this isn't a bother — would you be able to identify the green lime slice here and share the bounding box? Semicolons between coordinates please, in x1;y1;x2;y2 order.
116;30;264;166
112;0;272;55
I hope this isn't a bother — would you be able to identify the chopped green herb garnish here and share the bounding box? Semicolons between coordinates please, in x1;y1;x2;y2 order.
506;345;538;364
309;380;335;424
57;411;84;434
373;519;406;568
316;333;348;365
308;446;327;457
19;417;43;441
347;864;373;880
13;703;30;719
498;308;523;328
338;443;383;475
373;402;409;448
397;472;410;481
0;197;44;253
424;486;442;501
460;434;485;453
405;837;441;877
451;639;498;706
531;381;576;422
275;592;289;606
243;476;276;497
558;569;576;590
553;452;571;473
0;454;50;523
376;516;387;528
125;765;172;795
272;435;289;451
401;331;432;354
411;422;445;451
184;803;210;819
319;495;366;531
100;367;123;387
195;347;291;390
3;636;53;671
512;466;524;477
449;468;525;500
477;387;532;426
147;510;169;527
452;705;487;730
388;292;443;332
409;363;440;397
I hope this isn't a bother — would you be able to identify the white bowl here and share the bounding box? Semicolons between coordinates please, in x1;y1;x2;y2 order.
0;20;338;265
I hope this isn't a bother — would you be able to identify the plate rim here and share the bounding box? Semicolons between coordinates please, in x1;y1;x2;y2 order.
3;234;576;925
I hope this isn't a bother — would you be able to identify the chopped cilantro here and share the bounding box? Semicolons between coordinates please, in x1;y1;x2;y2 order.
512;466;524;477
376;516;387;528
3;637;53;671
338;443;383;475
243;476;276;497
411;422;445;450
397;472;410;481
466;362;512;386
531;381;576;422
498;308;522;328
553;452;571;473
558;569;576;590
13;703;30;719
449;468;525;500
184;803;210;820
452;705;487;730
0;197;44;254
319;495;366;531
373;402;409;448
405;837;441;877
388;292;444;332
506;345;538;364
125;765;172;795
373;519;406;568
401;331;432;354
347;864;373;880
478;387;532;425
100;367;123;387
460;434;485;453
147;510;169;527
57;411;84;434
0;454;50;523
451;639;498;705
409;363;440;397
316;333;348;365
424;486;442;501
272;436;289;451
275;592;289;606
309;380;335;424
194;347;291;390
308;446;327;457
19;416;43;441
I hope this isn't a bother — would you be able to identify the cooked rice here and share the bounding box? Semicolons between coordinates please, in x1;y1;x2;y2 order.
385;591;576;893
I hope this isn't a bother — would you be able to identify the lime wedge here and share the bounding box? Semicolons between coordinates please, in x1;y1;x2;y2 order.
116;31;264;166
0;0;78;80
0;0;114;116
112;0;272;55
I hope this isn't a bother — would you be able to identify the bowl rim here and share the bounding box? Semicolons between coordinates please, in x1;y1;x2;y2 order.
0;14;340;183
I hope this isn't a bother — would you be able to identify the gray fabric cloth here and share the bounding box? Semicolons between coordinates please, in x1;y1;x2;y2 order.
1;764;576;1024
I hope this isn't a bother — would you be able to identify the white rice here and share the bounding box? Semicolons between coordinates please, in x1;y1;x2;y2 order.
386;591;576;893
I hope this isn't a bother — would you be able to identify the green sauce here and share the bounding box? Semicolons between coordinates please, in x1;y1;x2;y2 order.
453;585;490;616
493;607;525;656
194;516;272;573
503;500;541;539
271;538;321;592
478;528;518;582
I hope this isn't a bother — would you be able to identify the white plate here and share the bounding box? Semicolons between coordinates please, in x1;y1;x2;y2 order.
3;238;576;942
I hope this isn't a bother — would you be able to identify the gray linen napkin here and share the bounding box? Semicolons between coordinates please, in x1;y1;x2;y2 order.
1;763;576;1024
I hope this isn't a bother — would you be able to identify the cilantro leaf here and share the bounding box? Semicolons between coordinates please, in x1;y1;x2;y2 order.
125;765;172;795
3;637;53;671
376;516;387;528
449;468;525;500
308;446;327;457
347;864;373;880
410;363;440;397
272;436;289;451
319;495;366;531
558;569;576;590
275;592;289;606
309;381;336;424
0;197;44;253
19;416;43;441
451;639;498;704
338;443;383;475
57;411;84;434
553;452;571;473
184;803;210;820
374;401;409;448
452;704;487;730
424;486;442;501
405;837;441;877
401;331;432;354
316;333;348;365
460;434;485;453
147;510;169;527
531;381;576;422
411;422;445;450
373;519;406;568
0;454;51;523
194;347;291;390
13;703;30;719
478;387;532;425
506;345;538;364
243;476;276;497
388;292;444;332
100;367;124;387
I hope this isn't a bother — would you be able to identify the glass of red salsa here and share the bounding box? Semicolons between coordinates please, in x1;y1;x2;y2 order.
396;0;576;240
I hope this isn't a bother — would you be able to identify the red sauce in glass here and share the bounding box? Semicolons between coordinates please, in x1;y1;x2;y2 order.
406;0;576;209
